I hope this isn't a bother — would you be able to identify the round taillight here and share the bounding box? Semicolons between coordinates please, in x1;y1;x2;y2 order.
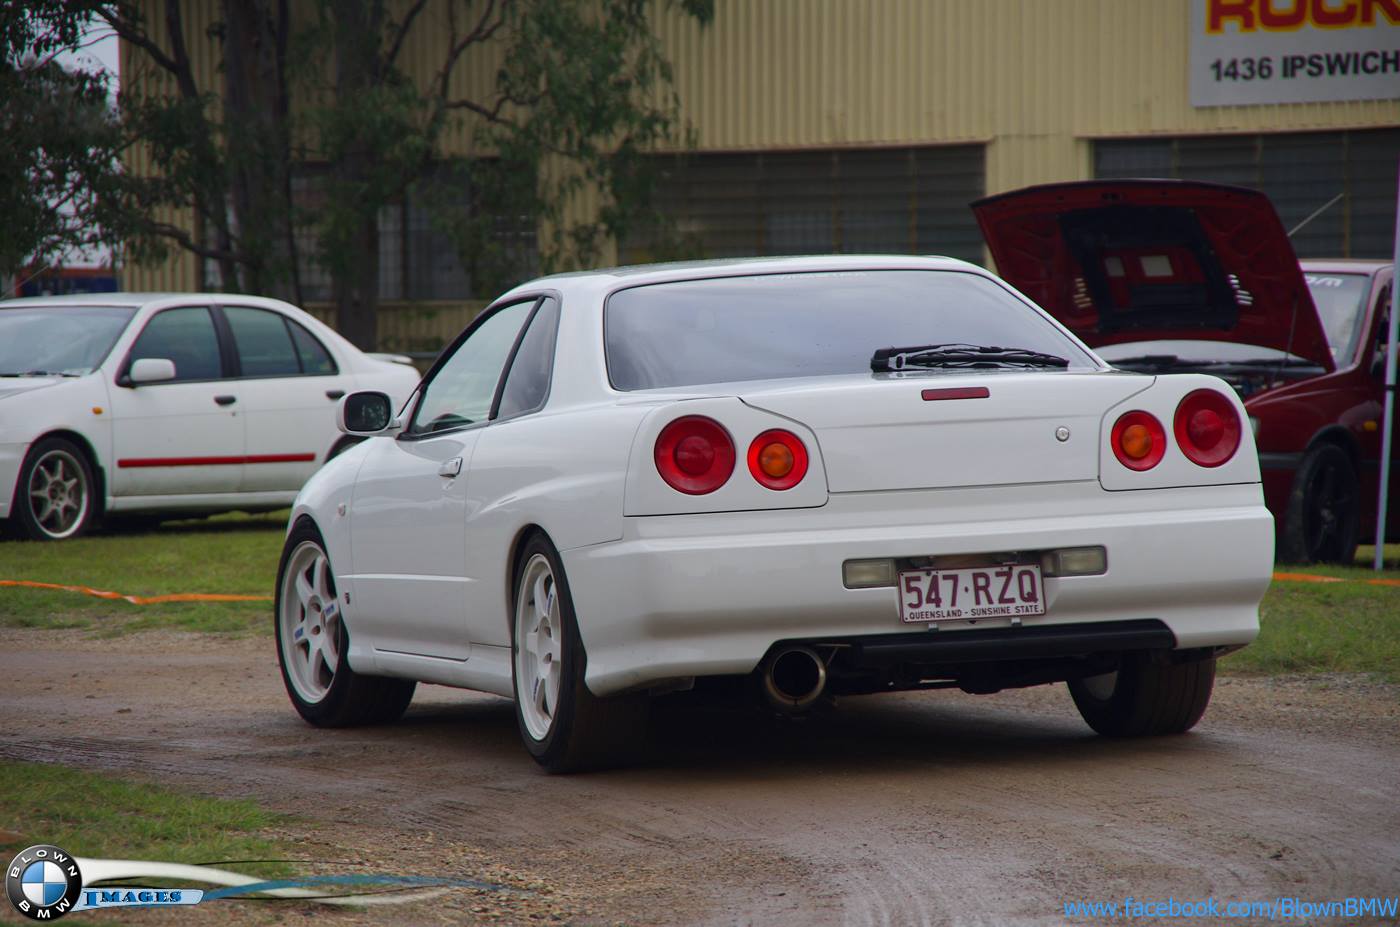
1174;389;1242;468
654;416;735;494
747;429;809;490
1111;410;1166;471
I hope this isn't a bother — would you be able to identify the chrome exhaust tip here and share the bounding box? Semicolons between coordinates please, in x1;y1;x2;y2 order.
761;645;828;711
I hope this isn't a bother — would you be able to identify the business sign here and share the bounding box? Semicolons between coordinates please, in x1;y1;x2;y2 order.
1190;0;1400;106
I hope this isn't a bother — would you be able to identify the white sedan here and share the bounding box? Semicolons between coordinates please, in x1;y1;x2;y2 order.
276;256;1274;772
0;293;420;540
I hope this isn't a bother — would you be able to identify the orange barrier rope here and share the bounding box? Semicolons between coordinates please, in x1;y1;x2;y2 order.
0;580;271;605
1273;571;1400;588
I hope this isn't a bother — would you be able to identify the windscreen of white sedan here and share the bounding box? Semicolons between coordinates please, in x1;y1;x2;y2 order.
605;270;1099;390
0;305;136;377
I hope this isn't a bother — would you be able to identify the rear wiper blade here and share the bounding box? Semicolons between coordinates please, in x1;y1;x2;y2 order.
871;343;1069;371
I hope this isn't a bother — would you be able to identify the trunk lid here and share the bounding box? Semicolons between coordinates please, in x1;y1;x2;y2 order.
971;179;1334;371
739;372;1150;492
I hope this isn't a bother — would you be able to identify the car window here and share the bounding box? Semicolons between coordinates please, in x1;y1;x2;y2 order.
0;305;134;376
497;296;560;420
1305;273;1371;364
225;306;301;377
288;320;337;375
605;270;1099;391
410;300;533;435
128;306;222;381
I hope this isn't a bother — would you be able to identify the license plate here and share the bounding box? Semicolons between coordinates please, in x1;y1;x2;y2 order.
897;564;1045;624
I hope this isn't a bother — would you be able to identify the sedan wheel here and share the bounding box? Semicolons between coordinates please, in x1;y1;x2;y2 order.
14;438;95;541
274;521;415;726
511;533;648;772
515;553;564;741
1279;444;1358;565
1068;654;1216;737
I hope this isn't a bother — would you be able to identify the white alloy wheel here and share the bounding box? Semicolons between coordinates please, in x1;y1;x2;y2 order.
514;552;564;741
278;539;342;703
26;447;90;539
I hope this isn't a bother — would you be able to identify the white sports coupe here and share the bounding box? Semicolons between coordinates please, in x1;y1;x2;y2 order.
0;293;419;540
276;256;1275;772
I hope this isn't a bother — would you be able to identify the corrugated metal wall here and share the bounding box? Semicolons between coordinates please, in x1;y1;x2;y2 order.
121;0;1400;342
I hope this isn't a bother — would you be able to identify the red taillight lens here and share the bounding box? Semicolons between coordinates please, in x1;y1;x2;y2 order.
654;416;735;494
747;429;809;490
1174;389;1241;468
1111;410;1166;471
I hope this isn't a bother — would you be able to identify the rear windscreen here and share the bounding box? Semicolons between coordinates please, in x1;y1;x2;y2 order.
604;270;1097;391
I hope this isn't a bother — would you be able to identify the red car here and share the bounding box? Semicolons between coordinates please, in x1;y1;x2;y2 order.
973;180;1396;564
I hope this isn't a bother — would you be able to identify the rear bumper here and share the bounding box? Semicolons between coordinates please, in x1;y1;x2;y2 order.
561;480;1274;696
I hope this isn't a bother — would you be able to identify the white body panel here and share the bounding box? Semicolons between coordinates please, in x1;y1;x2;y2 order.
282;256;1273;703
0;293;419;522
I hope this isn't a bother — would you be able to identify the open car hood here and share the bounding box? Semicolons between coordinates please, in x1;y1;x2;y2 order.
971;180;1333;371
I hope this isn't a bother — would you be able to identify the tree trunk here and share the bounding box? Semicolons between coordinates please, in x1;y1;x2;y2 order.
329;0;381;349
223;0;298;302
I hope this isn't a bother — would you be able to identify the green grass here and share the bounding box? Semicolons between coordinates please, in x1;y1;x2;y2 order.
1224;544;1400;682
0;760;289;878
0;511;286;634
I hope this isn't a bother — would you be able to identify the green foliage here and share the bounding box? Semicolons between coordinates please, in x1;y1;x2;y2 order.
0;3;127;276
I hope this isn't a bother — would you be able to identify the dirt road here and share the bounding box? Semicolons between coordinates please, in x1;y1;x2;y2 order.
2;629;1397;925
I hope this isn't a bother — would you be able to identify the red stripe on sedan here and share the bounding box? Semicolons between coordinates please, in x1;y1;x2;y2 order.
117;453;316;468
921;387;990;401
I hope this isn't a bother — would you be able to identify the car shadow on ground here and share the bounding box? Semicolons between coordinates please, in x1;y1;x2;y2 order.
372;687;1200;784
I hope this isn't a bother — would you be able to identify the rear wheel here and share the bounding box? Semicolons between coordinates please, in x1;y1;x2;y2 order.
275;521;415;726
511;534;648;772
1068;654;1215;737
12;438;96;541
1279;444;1358;564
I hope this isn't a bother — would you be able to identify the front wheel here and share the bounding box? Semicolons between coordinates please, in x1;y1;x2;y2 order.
275;521;415;727
12;438;97;541
512;534;648;772
1278;443;1358;564
1068;654;1216;737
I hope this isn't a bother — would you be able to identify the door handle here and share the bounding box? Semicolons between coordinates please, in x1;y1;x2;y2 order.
214;395;237;406
438;457;462;478
325;389;345;400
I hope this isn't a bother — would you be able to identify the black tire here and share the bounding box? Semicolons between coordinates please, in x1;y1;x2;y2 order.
1278;443;1359;564
274;520;416;727
511;533;648;773
11;437;98;541
1068;654;1216;737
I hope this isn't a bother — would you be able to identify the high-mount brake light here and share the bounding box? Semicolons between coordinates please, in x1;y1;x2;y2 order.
654;416;735;494
1174;389;1242;468
1111;410;1166;471
747;429;809;490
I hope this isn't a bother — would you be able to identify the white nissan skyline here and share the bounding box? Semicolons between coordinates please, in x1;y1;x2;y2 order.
276;255;1275;772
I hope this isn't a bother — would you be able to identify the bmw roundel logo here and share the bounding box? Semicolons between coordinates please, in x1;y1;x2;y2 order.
6;845;82;921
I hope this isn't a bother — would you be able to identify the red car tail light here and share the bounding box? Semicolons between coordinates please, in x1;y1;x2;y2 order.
1174;389;1242;468
747;429;809;490
1111;410;1166;471
654;416;735;494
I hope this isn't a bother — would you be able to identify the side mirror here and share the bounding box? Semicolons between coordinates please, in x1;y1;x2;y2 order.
129;358;177;384
338;391;401;436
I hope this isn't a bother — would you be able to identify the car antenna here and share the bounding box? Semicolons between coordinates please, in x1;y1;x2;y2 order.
1287;192;1343;238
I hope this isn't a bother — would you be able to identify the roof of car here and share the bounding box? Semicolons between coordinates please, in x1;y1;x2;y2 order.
1299;259;1392;274
539;253;981;279
0;292;309;311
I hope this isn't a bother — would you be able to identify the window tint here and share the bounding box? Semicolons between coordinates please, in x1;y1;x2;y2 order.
497;297;559;420
410;300;532;435
225;307;301;377
288;320;337;374
605;270;1097;391
128;307;222;381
